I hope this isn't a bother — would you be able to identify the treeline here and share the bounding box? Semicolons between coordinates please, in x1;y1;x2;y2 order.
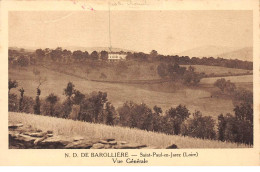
8;48;253;70
8;79;253;145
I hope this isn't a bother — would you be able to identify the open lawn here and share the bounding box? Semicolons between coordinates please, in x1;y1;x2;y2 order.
9;112;250;148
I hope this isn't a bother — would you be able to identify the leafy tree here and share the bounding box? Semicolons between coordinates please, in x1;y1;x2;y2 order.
166;105;190;135
217;114;226;141
17;56;29;67
149;50;158;60
72;89;85;105
18;88;25;112
105;102;117;125
35;49;45;61
157;63;168;78
8;93;18;112
64;82;75;99
214;78;236;94
8;79;18;93
90;51;99;60
33;88;41;114
181;111;216;139
153;105;162;115
217;102;253;145
45;93;59;116
100;51;108;61
72;50;84;61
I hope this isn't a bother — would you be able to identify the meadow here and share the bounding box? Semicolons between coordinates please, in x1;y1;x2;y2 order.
9;112;250;148
8;65;247;119
181;65;252;75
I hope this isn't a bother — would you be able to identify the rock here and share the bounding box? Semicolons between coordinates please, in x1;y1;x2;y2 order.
28;132;47;137
91;143;105;149
47;130;53;134
73;136;84;141
166;144;178;149
65;140;93;149
108;141;117;145
47;134;53;137
36;129;43;132
8;124;23;129
98;140;110;144
114;144;147;149
17;134;37;143
38;136;71;149
34;136;48;145
105;138;115;142
117;141;127;145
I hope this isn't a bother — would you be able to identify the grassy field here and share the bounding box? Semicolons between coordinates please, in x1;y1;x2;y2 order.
181;65;252;75
9;66;241;119
9;112;250;148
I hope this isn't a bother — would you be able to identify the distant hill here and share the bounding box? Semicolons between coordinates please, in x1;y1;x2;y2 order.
9;46;135;53
178;45;253;61
63;46;135;53
216;47;253;62
177;45;239;58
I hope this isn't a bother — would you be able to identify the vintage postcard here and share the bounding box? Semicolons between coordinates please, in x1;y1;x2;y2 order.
0;0;259;166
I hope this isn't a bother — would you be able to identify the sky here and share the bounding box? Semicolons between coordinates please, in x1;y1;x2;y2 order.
9;10;252;55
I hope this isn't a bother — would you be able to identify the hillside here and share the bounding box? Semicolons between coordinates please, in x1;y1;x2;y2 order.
216;47;253;61
178;46;252;61
178;45;238;58
9;112;250;148
9;65;239;118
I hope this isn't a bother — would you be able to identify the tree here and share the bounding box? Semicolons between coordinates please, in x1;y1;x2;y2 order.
100;51;108;61
90;51;99;60
45;93;59;116
8;79;18;93
166;105;190;135
217;114;226;141
214;78;236;94
105;102;117;125
72;50;84;61
35;49;45;61
72;89;85;105
153;105;162;115
17;56;29;67
18;88;25;112
217;102;253;145
63;82;75;117
33;88;41;114
64;82;75;99
181;111;216;139
149;50;158;60
157;63;168;78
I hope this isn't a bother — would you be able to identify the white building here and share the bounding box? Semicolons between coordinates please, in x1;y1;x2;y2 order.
108;53;127;62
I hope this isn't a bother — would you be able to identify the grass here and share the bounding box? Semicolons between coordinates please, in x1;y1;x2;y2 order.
9;65;251;119
181;65;252;75
9;112;251;148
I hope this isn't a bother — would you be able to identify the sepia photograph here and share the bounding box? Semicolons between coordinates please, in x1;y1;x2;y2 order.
7;9;254;150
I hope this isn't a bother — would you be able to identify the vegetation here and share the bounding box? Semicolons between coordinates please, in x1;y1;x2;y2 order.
8;80;253;146
9;112;250;148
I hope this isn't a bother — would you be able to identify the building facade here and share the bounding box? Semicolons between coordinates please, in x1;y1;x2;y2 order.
108;53;127;62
